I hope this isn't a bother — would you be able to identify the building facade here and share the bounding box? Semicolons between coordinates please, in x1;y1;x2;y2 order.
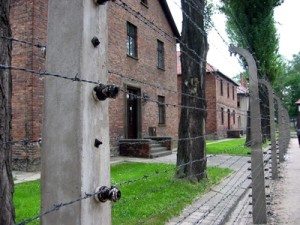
205;66;240;138
10;0;179;170
237;84;249;134
177;56;240;139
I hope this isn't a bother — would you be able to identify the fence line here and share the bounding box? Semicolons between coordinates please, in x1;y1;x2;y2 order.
1;1;292;224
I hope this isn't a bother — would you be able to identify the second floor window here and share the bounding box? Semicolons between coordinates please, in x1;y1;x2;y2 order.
158;96;166;125
227;83;230;98
157;40;165;69
127;22;137;58
220;80;223;96
232;86;235;100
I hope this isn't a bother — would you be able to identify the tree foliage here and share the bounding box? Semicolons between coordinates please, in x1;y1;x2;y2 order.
221;0;284;82
274;54;300;117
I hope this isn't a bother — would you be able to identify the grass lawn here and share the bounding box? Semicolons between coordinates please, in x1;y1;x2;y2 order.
15;163;231;225
206;138;250;156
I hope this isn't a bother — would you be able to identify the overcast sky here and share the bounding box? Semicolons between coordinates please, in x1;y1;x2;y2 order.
166;0;300;78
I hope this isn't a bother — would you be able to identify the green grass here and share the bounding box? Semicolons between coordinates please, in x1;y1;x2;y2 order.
15;163;231;225
14;180;41;224
206;138;250;156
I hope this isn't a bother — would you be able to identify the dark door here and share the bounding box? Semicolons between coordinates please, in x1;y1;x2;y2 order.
126;87;140;139
227;109;231;130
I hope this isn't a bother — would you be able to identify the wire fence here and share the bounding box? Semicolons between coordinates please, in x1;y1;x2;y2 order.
0;0;292;224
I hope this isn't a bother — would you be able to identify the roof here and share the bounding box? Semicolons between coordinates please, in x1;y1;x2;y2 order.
296;99;300;105
159;0;180;38
237;85;249;95
177;51;239;86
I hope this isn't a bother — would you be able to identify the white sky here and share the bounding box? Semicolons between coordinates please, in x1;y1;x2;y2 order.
167;0;300;78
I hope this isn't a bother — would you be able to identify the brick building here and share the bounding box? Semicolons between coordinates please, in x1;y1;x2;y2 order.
10;0;180;171
177;53;240;139
205;65;240;138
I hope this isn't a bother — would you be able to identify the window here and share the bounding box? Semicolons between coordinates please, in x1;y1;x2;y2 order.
158;96;166;125
233;110;236;124
127;22;137;58
227;83;230;98
141;0;148;6
232;86;235;100
237;96;241;108
220;80;223;96
157;40;165;69
221;107;224;125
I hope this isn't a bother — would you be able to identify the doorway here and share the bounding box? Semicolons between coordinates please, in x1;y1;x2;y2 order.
126;86;141;139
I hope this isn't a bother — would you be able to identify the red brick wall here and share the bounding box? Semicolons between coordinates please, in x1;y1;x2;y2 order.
10;0;179;165
215;76;239;137
107;0;178;153
10;0;48;171
205;72;217;136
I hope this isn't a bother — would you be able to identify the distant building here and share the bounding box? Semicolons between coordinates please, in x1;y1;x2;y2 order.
177;53;240;139
237;83;249;134
204;65;240;139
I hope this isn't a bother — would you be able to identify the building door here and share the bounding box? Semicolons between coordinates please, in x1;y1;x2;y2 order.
126;86;141;139
227;109;231;130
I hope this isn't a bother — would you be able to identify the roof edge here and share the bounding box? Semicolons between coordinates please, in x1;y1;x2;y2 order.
207;71;239;86
160;0;180;39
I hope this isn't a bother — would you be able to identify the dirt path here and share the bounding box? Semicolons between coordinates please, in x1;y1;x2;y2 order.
272;138;300;225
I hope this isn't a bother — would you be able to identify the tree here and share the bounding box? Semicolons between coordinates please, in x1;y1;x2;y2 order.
176;0;208;182
221;0;284;143
274;53;300;118
0;0;15;224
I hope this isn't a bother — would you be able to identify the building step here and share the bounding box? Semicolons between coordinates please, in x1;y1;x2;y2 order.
150;147;167;153
150;143;162;148
150;151;172;158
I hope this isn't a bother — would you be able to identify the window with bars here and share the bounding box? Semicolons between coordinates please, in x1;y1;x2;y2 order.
227;83;230;98
233;110;236;124
158;96;166;125
220;80;223;96
127;22;137;58
157;40;165;69
221;107;224;125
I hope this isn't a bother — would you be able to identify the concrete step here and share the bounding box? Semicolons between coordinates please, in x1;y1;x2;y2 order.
150;147;167;153
150;151;172;158
150;143;161;148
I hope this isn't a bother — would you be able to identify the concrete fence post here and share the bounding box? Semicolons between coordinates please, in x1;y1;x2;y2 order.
259;79;278;179
284;109;290;151
283;110;287;153
229;45;267;224
277;98;285;162
42;1;111;225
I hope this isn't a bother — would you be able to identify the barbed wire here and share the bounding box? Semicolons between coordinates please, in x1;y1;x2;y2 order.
3;1;290;225
114;154;237;206
0;35;46;49
176;144;272;225
136;154;249;224
173;156;249;224
16;189;102;225
112;0;258;87
1;65;274;121
210;153;271;224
